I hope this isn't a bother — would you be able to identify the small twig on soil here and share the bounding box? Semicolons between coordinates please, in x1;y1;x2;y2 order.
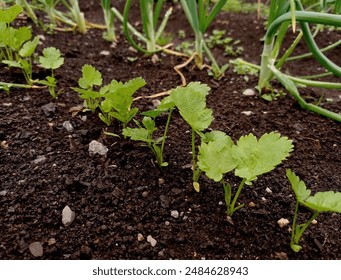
134;52;211;101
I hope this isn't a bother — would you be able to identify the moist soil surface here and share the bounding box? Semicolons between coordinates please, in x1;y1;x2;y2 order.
0;1;340;260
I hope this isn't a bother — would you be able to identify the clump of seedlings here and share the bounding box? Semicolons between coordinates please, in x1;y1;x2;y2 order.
72;64;146;127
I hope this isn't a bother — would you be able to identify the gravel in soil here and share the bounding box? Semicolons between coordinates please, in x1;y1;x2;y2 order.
0;2;340;259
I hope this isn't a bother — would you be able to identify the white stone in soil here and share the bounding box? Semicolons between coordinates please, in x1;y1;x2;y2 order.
277;218;290;228
170;210;179;219
32;155;47;165
100;50;110;56
0;190;7;196
62;121;74;132
147;235;157;247
48;238;56;246
242;88;256;96
265;187;272;194
137;233;144;241
62;205;75;226
29;242;43;257
241;111;253;116
89;140;108;157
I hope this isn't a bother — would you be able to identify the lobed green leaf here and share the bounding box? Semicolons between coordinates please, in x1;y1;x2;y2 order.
19;36;39;57
78;64;103;89
232;132;293;183
198;131;236;182
39;47;64;70
122;127;150;143
287;169;341;213
0;5;23;24
170;82;213;131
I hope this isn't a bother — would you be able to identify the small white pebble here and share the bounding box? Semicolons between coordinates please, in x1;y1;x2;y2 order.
48;238;56;246
152;99;161;108
311;219;318;225
147;235;157;247
137;233;144;241
241;111;253;116
261;197;266;201
100;50;110;56
248;202;256;207
242;88;256;96
265;187;272;194
165;221;170;226
171;210;179;219
142;191;149;197
278;218;290;228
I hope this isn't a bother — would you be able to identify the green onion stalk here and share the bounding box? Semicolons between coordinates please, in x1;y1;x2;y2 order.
15;0;38;24
101;0;116;42
112;0;172;53
179;0;227;70
259;8;341;90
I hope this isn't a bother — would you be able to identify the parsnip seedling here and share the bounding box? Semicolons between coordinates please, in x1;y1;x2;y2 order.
72;65;146;127
0;5;31;62
198;131;293;217
123;97;175;167
99;77;146;127
169;82;213;191
72;64;103;112
39;47;64;98
123;116;168;167
2;35;40;85
286;169;341;252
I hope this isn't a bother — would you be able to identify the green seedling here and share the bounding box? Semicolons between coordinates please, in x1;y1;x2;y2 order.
0;5;32;62
98;77;146;127
72;65;146;127
198;131;293;218
2;35;39;85
72;64;103;112
38;47;64;98
168;82;213;191
286;169;341;252
123;97;174;167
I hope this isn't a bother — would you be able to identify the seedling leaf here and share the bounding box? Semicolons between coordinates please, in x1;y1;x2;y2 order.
19;36;39;57
198;132;236;182
170;82;213;131
233;132;293;183
78;64;103;89
39;47;64;70
286;169;311;201
0;5;23;24
122;127;151;143
287;169;341;213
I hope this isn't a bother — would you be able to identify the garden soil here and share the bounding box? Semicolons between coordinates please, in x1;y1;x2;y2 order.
0;1;340;260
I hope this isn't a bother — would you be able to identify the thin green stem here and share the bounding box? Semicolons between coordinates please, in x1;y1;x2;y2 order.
283;73;341;89
160;108;173;157
191;129;197;180
297;72;333;79
276;31;303;69
228;178;246;216
286;40;341;62
222;180;232;213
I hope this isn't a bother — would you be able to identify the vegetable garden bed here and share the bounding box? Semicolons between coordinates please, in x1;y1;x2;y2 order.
0;1;340;260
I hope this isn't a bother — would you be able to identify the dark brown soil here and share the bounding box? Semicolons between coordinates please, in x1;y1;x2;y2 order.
0;1;340;260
